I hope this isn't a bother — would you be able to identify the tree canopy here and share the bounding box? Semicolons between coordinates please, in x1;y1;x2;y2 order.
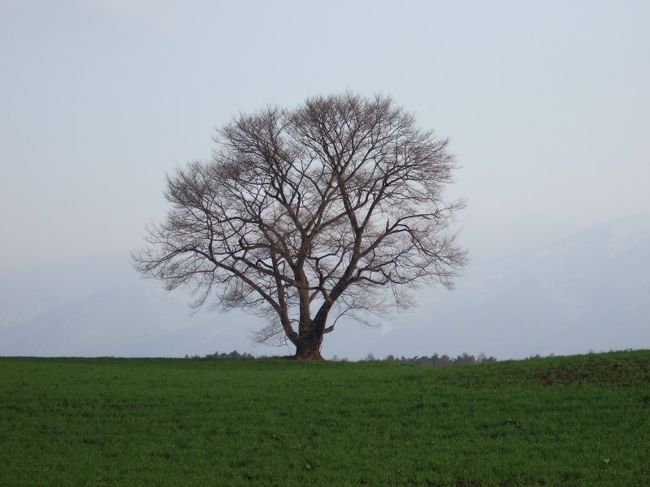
134;93;466;359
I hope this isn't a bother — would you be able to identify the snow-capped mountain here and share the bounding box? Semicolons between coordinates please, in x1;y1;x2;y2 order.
330;214;650;359
1;215;649;359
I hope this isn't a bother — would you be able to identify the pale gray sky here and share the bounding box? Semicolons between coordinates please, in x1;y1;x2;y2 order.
1;1;649;358
2;0;649;268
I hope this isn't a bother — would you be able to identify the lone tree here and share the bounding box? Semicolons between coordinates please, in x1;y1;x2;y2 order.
134;93;466;359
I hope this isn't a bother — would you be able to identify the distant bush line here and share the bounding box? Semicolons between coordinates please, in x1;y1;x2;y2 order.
358;352;497;365
187;348;637;363
186;350;258;360
186;350;499;365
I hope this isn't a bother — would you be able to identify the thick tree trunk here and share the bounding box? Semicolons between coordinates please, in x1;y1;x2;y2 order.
294;334;324;360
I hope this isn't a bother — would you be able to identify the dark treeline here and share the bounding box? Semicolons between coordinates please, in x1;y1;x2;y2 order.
185;350;257;360
353;352;498;365
188;350;498;364
188;349;636;362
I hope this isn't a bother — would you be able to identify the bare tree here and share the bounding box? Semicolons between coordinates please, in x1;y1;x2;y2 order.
133;93;466;359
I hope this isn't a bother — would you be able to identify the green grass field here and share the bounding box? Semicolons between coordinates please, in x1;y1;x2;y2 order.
0;351;648;486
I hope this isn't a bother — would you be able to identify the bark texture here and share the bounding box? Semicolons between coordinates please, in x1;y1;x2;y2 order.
295;339;324;360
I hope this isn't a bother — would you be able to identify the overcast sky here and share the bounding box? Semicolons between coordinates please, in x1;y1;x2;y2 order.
2;0;649;268
1;1;649;357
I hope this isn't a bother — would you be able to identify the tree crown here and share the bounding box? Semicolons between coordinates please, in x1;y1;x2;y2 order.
134;93;466;353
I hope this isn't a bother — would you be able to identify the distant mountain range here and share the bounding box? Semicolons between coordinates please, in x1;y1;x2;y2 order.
1;215;649;359
0;256;255;357
329;214;650;359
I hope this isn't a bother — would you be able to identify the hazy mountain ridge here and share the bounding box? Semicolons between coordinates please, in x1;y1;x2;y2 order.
352;215;650;359
0;281;254;357
1;215;649;359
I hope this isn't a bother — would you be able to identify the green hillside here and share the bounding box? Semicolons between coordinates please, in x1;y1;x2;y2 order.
1;351;648;486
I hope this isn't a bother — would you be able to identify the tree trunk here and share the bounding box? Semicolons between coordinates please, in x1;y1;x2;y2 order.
294;334;324;360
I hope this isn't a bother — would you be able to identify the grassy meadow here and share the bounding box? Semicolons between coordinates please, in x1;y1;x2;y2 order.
0;350;648;486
